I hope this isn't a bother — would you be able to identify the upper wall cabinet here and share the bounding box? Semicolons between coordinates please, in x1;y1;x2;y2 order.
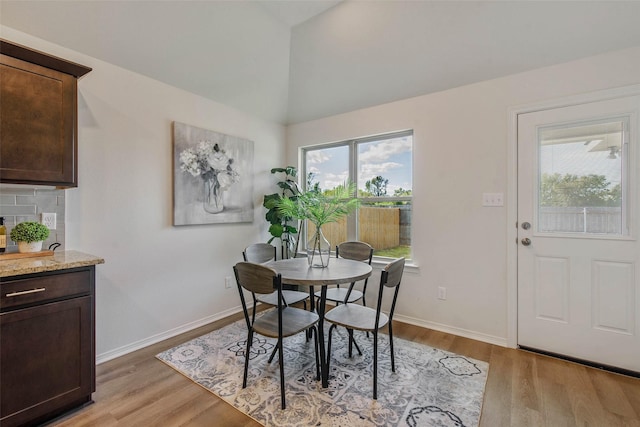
0;40;91;188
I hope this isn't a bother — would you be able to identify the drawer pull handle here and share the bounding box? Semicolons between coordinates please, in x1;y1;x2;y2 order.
6;288;46;297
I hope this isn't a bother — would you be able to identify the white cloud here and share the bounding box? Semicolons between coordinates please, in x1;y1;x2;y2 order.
307;150;330;165
359;138;412;163
321;171;349;190
359;162;402;182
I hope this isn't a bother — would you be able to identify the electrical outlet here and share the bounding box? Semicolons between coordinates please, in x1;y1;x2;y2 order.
437;286;447;300
41;213;57;230
225;276;233;289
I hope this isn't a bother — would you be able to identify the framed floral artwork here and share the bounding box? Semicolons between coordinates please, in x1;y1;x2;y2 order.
173;122;254;225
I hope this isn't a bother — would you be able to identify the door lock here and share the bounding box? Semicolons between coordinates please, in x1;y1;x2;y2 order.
521;222;531;230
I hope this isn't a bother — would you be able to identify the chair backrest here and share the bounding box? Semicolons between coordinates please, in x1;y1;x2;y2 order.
336;241;374;301
243;243;276;264
336;241;374;264
375;257;406;324
382;257;405;288
234;261;283;330
234;261;279;295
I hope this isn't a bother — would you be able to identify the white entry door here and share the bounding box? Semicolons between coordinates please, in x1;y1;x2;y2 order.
517;95;640;373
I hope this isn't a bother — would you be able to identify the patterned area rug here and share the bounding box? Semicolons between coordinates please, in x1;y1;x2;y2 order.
156;316;488;426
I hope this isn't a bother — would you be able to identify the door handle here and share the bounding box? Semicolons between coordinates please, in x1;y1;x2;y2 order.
521;238;531;246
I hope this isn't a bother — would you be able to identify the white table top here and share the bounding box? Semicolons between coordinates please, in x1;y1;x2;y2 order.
266;257;372;287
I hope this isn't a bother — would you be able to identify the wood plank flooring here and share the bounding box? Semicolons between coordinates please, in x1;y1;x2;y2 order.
49;313;640;426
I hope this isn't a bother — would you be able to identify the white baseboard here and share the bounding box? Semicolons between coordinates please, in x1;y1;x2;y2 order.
96;305;244;365
97;307;508;365
394;314;508;347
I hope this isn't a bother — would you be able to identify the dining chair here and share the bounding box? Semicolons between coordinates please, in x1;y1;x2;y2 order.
325;257;405;400
314;241;374;306
234;261;320;410
243;243;310;319
315;241;374;348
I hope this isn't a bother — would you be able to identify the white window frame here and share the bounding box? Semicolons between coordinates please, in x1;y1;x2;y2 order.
301;130;413;261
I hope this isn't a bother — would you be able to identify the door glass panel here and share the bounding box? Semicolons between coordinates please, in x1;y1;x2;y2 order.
537;118;627;235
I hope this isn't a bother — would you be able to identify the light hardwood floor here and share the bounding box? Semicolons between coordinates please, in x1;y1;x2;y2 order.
50;313;640;427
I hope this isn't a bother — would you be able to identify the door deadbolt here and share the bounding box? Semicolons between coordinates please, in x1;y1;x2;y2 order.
521;238;531;246
521;222;531;230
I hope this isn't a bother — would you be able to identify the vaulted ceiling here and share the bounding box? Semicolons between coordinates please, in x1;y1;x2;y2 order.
3;1;640;125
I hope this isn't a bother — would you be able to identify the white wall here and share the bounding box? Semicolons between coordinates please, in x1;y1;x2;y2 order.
5;25;640;358
287;46;640;346
1;27;285;361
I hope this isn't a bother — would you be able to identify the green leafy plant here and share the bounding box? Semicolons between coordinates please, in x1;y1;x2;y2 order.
276;182;359;229
540;173;621;207
263;166;301;258
10;221;50;243
277;182;359;267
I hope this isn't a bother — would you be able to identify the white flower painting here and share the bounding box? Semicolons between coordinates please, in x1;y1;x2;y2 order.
173;122;253;225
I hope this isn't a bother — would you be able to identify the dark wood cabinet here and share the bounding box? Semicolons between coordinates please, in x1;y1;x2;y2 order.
0;39;91;187
0;266;96;427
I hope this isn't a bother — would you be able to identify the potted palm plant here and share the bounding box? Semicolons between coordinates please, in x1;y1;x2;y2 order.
277;183;358;268
10;221;50;253
263;166;301;259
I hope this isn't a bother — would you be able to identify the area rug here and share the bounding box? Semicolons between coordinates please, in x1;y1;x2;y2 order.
156;316;488;426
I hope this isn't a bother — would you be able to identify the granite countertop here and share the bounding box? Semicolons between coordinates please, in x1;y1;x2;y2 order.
0;250;105;278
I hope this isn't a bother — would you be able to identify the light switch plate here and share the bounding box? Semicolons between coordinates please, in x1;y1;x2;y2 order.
482;193;504;207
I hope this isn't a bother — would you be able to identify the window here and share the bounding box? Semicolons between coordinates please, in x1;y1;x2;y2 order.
302;130;413;259
537;118;627;235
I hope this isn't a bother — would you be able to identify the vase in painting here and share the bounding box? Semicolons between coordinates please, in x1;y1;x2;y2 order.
203;177;224;213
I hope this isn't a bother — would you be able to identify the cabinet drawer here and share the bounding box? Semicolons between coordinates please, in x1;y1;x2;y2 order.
1;270;91;310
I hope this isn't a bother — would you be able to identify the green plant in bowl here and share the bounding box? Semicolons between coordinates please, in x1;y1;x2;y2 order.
10;221;50;243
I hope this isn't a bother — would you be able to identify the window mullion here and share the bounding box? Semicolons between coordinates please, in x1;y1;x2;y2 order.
347;140;358;241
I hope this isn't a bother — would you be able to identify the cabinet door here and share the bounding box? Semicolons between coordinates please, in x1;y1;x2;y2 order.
0;54;77;187
0;296;93;427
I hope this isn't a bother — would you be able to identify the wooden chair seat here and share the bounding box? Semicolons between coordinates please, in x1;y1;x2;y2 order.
319;288;363;305
254;307;319;338
257;289;309;307
324;303;388;332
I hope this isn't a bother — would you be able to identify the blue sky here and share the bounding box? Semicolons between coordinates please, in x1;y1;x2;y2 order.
306;135;413;195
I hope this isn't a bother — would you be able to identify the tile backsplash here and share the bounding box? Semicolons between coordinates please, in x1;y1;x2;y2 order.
0;186;65;252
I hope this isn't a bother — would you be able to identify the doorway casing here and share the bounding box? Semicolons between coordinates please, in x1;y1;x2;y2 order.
506;83;640;349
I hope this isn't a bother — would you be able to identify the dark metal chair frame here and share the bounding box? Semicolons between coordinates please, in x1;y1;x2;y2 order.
325;257;405;400
234;261;320;410
315;241;374;347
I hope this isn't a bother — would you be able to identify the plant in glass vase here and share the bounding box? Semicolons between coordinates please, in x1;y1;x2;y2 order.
277;182;358;268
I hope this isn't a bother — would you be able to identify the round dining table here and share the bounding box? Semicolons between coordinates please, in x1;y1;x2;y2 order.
265;257;373;388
